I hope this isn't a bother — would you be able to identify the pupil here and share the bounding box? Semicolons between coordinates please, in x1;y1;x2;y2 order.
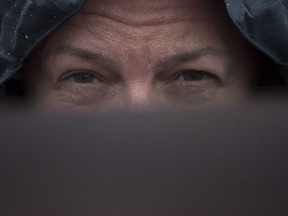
73;73;94;83
182;71;204;81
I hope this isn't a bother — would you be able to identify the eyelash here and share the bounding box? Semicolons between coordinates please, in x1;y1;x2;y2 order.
59;69;221;89
162;69;222;94
170;69;220;83
60;70;103;82
58;71;106;92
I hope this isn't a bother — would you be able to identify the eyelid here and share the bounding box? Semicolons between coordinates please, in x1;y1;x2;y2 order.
59;70;105;82
165;69;221;83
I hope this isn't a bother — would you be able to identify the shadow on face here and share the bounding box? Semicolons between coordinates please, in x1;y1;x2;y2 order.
19;0;283;112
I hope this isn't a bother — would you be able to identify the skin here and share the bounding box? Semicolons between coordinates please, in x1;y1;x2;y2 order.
24;0;260;112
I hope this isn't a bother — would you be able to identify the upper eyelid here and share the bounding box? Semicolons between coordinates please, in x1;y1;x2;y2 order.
160;69;219;82
173;70;224;86
49;46;228;81
60;70;103;82
153;52;229;80
58;68;222;85
183;70;220;80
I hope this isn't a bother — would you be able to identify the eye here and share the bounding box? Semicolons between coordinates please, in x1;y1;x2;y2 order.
62;72;100;84
176;70;210;82
165;69;222;96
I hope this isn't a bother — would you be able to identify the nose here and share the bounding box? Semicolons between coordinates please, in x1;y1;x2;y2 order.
118;48;160;111
124;82;157;111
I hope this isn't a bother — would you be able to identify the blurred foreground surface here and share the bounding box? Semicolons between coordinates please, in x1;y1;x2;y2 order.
0;100;288;216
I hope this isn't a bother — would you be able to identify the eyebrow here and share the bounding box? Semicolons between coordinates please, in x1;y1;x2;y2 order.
52;45;226;66
52;45;118;65
157;47;227;65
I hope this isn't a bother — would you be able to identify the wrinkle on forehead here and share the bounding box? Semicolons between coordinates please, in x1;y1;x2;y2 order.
59;0;238;67
84;0;222;11
74;0;225;26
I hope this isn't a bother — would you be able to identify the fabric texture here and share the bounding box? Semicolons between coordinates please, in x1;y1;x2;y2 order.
0;0;85;85
0;0;288;86
224;0;288;66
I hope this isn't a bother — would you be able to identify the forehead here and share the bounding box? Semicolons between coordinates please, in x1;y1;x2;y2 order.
82;0;222;11
62;0;230;46
71;0;225;25
40;0;243;68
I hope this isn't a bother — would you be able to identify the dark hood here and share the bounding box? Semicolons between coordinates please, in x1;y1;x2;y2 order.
224;0;288;66
0;0;288;85
0;0;86;85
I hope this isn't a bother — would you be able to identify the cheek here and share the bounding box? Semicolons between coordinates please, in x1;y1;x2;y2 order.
30;83;125;112
211;81;252;104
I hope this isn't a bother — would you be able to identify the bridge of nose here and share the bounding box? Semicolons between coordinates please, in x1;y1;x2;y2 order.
119;48;159;110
